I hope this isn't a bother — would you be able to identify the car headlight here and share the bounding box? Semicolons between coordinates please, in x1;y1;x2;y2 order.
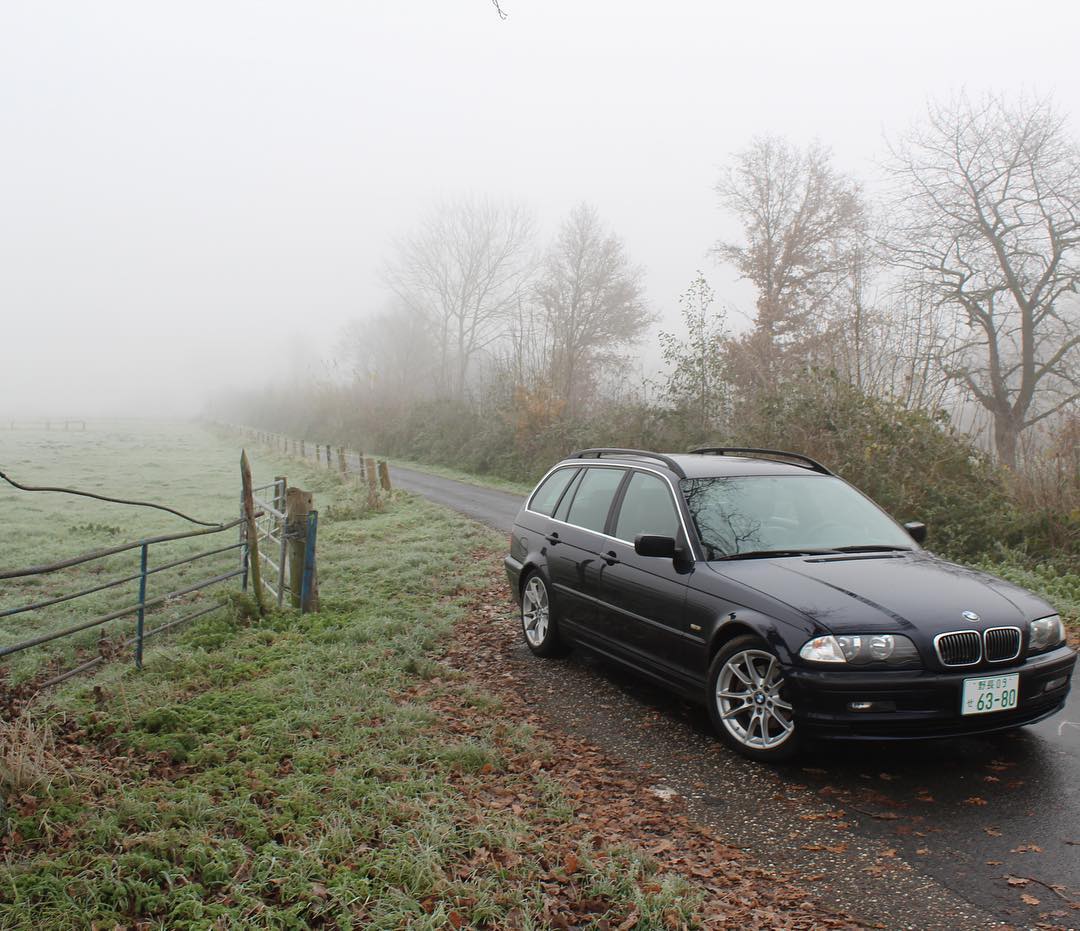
800;633;920;666
1028;615;1065;654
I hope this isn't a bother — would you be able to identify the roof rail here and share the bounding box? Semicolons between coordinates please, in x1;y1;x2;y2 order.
569;448;687;479
688;447;832;475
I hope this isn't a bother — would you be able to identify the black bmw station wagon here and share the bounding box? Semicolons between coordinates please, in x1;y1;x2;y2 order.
504;448;1076;761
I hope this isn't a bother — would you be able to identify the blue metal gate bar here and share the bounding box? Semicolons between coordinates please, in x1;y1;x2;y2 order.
0;540;244;619
0;516;248;580
0;568;244;658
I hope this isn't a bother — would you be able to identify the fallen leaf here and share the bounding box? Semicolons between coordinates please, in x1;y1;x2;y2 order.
1021;894;1041;906
964;796;988;806
1006;877;1031;887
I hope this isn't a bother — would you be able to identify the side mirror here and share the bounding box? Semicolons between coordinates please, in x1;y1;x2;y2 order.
903;521;927;544
635;534;677;558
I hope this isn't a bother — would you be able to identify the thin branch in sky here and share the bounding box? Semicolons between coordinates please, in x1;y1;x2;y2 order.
492;0;508;20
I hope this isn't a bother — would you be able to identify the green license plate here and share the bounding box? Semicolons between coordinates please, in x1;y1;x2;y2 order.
961;673;1019;715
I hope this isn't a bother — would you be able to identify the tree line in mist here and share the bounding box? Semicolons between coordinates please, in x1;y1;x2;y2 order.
219;91;1079;567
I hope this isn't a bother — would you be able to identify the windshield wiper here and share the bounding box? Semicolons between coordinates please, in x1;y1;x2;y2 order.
713;548;841;560
832;544;913;553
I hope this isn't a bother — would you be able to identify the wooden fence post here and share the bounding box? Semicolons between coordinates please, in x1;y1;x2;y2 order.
378;460;392;491
240;450;267;616
325;445;332;469
364;456;379;507
337;447;347;478
285;486;314;611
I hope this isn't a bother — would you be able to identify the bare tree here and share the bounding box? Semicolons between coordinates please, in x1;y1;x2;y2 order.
383;197;535;400
534;203;653;417
886;93;1080;468
337;301;436;404
714;137;866;384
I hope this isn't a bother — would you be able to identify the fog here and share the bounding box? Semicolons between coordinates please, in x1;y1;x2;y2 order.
1;0;1077;419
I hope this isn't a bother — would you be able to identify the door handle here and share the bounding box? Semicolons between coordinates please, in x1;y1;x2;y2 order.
545;531;560;545
603;550;620;566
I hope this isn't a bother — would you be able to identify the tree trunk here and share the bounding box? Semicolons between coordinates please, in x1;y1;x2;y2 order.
993;413;1020;471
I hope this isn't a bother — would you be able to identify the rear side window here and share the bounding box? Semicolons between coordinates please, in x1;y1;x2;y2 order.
614;472;680;541
565;467;625;533
553;469;585;522
528;467;579;516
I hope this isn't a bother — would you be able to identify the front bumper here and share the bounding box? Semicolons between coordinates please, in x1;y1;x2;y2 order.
785;645;1076;740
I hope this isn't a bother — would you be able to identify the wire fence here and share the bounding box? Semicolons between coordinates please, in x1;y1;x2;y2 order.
0;451;321;693
0;518;248;689
1;419;86;431
251;478;289;608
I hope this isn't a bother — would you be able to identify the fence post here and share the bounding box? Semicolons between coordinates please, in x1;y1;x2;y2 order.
301;510;319;613
325;445;332;469
337;447;347;478
135;542;148;669
285;487;313;610
240;450;267;615
364;457;379;507
239;488;249;591
275;477;288;608
378;460;392;491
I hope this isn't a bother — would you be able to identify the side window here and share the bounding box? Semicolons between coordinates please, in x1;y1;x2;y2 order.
553;469;585;523
528;468;579;516
615;472;680;541
565;468;625;533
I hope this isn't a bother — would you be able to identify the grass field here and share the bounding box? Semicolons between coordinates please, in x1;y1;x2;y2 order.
0;425;714;929
0;422;276;682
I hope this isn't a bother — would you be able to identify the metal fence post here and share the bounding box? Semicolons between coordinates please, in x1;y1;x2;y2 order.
275;477;287;608
240;490;249;591
300;510;319;614
135;542;148;669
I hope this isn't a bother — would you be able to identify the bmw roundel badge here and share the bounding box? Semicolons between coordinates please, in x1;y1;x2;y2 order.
962;610;980;622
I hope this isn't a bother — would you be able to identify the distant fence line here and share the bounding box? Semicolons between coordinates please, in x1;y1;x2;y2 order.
214;423;394;506
2;419;86;431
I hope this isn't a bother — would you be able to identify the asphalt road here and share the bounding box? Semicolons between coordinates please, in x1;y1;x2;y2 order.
393;464;1080;929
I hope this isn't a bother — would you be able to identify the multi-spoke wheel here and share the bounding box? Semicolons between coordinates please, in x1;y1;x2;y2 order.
520;572;568;657
707;635;800;761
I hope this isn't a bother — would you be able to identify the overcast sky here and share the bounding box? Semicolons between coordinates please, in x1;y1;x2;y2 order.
2;0;1077;417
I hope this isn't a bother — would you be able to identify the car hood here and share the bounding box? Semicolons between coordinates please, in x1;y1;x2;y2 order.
706;551;1054;636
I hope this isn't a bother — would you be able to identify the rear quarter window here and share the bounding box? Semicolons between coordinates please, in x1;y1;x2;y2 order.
528;467;579;516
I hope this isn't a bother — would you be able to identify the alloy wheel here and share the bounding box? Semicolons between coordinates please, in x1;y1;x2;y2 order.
522;576;549;647
715;649;794;750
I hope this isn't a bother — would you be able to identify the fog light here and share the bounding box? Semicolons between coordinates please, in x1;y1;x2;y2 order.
847;700;897;713
1044;676;1068;693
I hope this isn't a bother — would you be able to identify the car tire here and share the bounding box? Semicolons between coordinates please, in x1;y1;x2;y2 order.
707;634;800;763
520;571;570;658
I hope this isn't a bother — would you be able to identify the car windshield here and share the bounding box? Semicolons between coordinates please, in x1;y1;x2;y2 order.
680;475;914;558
